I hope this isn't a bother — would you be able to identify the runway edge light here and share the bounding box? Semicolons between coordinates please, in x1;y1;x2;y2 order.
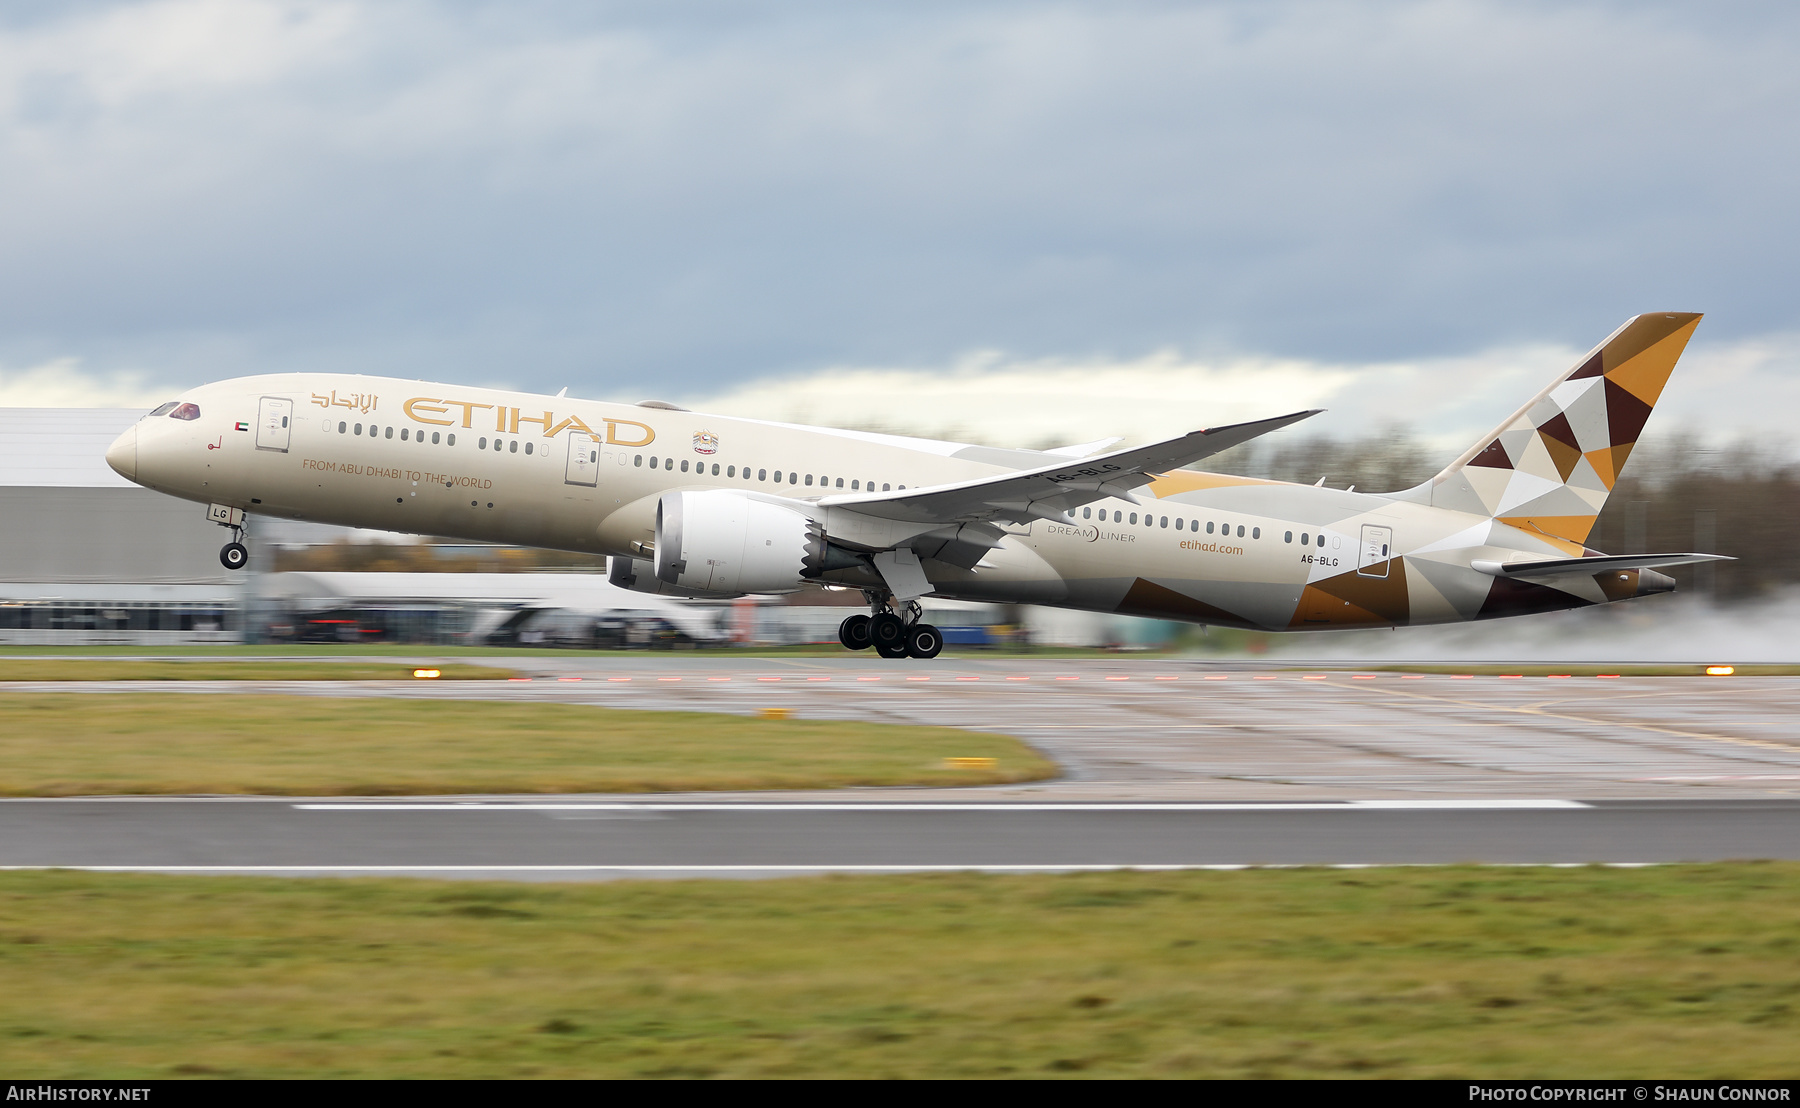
413;668;442;679
1706;665;1735;676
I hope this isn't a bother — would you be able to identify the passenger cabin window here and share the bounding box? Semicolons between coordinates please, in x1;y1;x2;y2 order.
758;469;767;480
1301;533;1309;545
712;463;720;475
1129;513;1137;524
1175;518;1183;530
635;455;643;466
338;421;347;433
805;474;813;486
835;478;844;488
354;423;363;435
649;456;658;469
149;402;179;417
882;483;891;491
479;437;487;449
681;460;690;473
727;465;735;477
384;426;393;439
1285;531;1293;543
509;441;518;453
169;403;201;421
1206;522;1214;534
1253;527;1261;539
1237;525;1244;538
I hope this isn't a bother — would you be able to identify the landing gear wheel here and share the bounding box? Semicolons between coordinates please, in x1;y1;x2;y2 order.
838;614;873;651
869;612;906;654
220;542;248;571
905;623;943;660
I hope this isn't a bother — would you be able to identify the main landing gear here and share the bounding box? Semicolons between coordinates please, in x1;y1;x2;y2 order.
838;598;942;660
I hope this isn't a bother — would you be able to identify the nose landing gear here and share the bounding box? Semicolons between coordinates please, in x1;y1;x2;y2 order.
207;503;251;571
841;596;941;659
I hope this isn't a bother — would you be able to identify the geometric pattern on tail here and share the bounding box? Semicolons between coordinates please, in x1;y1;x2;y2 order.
1426;312;1702;546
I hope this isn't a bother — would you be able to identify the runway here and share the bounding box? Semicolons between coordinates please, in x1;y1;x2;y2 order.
3;797;1798;879
13;655;1800;800
9;655;1800;878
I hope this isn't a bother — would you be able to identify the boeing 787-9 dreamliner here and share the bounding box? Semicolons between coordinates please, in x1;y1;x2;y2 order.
105;312;1726;659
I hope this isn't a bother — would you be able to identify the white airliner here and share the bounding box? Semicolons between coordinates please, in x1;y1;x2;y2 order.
105;312;1725;658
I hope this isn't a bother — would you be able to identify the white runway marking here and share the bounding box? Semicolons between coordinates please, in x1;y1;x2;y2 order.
290;799;1591;812
0;861;1652;875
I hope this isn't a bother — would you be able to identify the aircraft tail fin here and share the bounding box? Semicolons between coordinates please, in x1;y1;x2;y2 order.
1411;312;1702;545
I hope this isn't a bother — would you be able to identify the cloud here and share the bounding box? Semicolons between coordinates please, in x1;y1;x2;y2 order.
0;2;1798;395
674;328;1800;458
0;357;174;407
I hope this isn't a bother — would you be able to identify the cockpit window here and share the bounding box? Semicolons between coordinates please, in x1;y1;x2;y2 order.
149;402;179;417
168;403;202;421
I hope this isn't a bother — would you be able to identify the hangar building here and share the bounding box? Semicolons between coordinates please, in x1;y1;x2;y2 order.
0;408;250;644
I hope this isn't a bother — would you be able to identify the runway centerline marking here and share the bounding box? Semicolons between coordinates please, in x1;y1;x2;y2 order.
0;862;1663;875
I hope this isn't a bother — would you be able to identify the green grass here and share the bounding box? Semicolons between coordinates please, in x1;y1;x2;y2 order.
0;693;1051;795
0;865;1797;1077
0;643;1153;659
1362;664;1800;677
0;660;515;681
0;644;617;658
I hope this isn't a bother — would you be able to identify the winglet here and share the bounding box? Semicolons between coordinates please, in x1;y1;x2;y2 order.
1044;437;1123;458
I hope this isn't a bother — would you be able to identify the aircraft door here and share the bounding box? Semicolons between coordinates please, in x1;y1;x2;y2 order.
565;433;600;487
1357;524;1393;578
255;396;293;452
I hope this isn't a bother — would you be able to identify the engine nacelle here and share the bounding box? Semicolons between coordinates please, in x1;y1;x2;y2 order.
654;490;816;595
607;555;740;599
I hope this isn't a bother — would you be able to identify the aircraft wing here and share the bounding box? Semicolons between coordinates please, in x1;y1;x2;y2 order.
1472;553;1733;578
816;410;1321;527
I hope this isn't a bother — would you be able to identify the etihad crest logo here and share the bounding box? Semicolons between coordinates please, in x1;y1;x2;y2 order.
693;430;719;455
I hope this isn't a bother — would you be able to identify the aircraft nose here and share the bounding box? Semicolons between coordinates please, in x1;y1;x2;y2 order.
1638;568;1677;595
105;424;137;481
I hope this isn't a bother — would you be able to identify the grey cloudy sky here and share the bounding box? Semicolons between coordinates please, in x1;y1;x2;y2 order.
2;1;1798;450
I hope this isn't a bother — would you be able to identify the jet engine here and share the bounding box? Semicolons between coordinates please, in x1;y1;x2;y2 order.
606;555;739;599
653;489;820;595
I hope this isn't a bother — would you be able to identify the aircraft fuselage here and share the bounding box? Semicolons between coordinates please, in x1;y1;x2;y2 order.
104;369;1676;633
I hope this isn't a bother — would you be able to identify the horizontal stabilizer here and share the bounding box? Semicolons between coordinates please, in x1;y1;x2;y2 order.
1472;552;1733;578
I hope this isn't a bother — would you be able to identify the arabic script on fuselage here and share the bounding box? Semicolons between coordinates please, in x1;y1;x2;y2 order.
311;390;379;414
